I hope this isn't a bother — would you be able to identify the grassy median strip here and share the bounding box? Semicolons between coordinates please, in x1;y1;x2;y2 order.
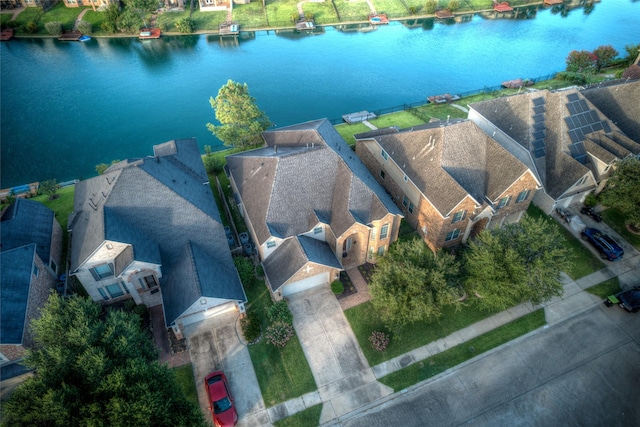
273;404;322;427
379;309;546;392
586;277;621;299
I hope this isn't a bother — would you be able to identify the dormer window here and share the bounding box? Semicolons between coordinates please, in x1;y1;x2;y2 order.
267;240;276;248
313;226;323;235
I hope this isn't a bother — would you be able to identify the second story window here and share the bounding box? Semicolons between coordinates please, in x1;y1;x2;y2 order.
370;229;376;241
516;189;531;203
90;263;114;281
402;195;408;207
380;223;389;239
380;170;386;179
313;226;323;234
445;229;460;242
267;240;276;248
408;202;414;214
381;149;388;161
497;196;511;209
452;210;466;223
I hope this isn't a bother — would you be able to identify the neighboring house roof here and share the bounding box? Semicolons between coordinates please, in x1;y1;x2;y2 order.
69;138;246;326
581;80;640;143
226;119;401;246
1;198;55;264
366;120;531;216
0;245;36;345
262;235;342;292
469;88;633;199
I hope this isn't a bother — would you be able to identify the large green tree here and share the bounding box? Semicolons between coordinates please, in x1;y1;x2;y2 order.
463;215;568;312
207;80;271;148
600;156;640;230
122;0;157;29
369;239;463;331
2;295;206;427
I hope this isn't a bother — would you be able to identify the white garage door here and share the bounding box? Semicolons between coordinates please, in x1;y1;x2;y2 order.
178;301;237;327
282;272;329;297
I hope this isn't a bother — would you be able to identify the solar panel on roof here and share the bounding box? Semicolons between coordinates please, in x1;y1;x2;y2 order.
534;148;546;158
533;114;545;123
533;97;545;106
533;139;545;150
578;100;588;112
567;93;579;102
570;142;587;157
577;113;588;127
533;122;545;131
533;105;546;114
533;130;545;140
565;116;576;129
591;122;603;132
569;130;580;143
567;103;577;115
602;122;611;133
589;111;599;122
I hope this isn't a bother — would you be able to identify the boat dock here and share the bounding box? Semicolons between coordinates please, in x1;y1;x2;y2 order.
219;21;240;37
342;110;376;124
139;28;161;39
1;28;14;41
58;31;83;41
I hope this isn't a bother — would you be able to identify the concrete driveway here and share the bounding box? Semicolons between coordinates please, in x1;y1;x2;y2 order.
183;310;269;426
286;286;393;423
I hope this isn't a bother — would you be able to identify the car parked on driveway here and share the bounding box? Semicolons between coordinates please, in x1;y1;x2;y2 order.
204;371;237;427
605;287;640;313
581;227;624;261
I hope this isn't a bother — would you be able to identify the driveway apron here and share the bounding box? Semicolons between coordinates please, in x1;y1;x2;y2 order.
287;286;393;421
184;311;269;426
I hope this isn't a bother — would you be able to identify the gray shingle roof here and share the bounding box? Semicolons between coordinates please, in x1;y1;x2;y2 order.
370;121;528;215
69;138;245;326
0;245;36;344
227;120;401;245
262;236;341;292
581;80;640;142
1;199;55;264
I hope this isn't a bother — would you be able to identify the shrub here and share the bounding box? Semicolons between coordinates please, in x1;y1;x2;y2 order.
133;304;148;318
45;21;62;36
425;0;437;14
203;155;224;174
409;6;417;14
330;280;344;295
368;331;390;352
241;312;261;343
255;265;264;278
265;321;294;347
124;299;137;311
175;17;194;34
234;257;255;286
267;300;293;325
584;193;597;207
24;20;39;34
76;20;92;35
448;0;460;12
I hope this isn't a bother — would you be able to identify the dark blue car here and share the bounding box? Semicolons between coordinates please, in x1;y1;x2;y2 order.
617;288;640;313
581;228;624;261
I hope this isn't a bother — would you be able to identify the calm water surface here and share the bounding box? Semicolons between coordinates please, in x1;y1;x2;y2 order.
1;0;639;187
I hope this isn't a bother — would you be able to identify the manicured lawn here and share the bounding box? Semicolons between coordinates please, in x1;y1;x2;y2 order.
334;122;370;146
81;10;106;35
172;363;199;406
32;185;75;232
265;0;300;27
44;3;86;31
370;0;408;18
379;309;546;392
525;204;603;280
244;276;316;406
231;2;267;29
158;9;228;33
345;299;505;367
369;111;425;129
273;404;322;427
1;13;12;25
12;7;44;33
586;277;621;299
333;0;371;21
601;207;640;250
411;102;468;121
300;2;339;25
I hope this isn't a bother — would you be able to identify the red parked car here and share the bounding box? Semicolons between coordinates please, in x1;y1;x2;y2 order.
204;371;238;427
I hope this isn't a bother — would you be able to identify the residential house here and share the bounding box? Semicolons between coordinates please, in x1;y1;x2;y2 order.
468;83;640;214
68;138;246;337
1;199;63;365
199;0;230;13
61;0;118;9
355;120;540;251
225;119;403;300
18;0;56;9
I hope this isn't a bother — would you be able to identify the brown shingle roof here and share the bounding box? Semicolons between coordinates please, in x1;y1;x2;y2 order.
581;80;640;142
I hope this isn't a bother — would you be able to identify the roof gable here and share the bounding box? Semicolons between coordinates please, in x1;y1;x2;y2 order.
0;245;36;344
1;199;55;263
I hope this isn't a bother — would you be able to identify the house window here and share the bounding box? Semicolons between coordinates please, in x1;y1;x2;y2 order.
143;275;157;288
516;189;531;203
497;196;511;209
445;229;460;242
98;287;109;301
577;176;587;186
403;174;408;182
380;170;386;179
32;265;40;278
122;281;130;294
370;229;376;241
380;223;389;239
402;195;408;207
408;202;414;214
369;247;374;259
313;226;323;234
267;240;276;248
106;283;124;298
50;259;58;274
90;263;114;281
381;149;388;161
452;210;466;224
377;246;385;256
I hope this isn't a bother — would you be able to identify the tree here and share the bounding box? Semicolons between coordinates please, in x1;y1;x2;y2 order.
44;21;62;36
95;159;121;175
369;239;462;331
2;295;206;427
424;0;437;14
624;43;640;66
565;50;597;73
448;0;460;12
39;179;59;200
592;45;618;71
464;215;568;312
122;0;157;29
206;80;272;148
175;17;194;33
101;2;121;34
600;157;640;231
76;20;93;35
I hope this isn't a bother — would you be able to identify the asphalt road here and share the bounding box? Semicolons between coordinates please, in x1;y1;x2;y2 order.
340;304;640;427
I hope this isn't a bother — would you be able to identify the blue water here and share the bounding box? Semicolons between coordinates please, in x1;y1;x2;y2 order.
1;0;639;187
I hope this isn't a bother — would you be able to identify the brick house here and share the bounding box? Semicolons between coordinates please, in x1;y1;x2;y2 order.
355;120;540;251
1;199;63;365
226;119;403;300
468;82;640;214
68;138;246;337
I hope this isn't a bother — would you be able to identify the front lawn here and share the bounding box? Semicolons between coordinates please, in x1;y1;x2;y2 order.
172;363;199;406
526;204;603;279
601;207;640;250
345;299;505;366
273;404;322;427
379;309;546;392
244;276;316;406
586;277;621;299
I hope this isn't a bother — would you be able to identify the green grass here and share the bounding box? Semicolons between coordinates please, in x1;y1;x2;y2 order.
379;309;546;392
244;276;316;406
300;2;339;25
345;299;505;367
12;7;44;33
369;111;425;129
231;2;267;29
273;403;322;427
32;186;75;231
586;277;621;299
43;3;86;31
333;0;371;21
172;363;199;406
525;204;603;280
81;10;107;35
158;9;228;33
265;0;300;26
1;13;12;26
601;207;640;250
334;122;370;146
370;0;408;18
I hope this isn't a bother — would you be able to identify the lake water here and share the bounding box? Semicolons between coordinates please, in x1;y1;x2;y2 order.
1;0;639;188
